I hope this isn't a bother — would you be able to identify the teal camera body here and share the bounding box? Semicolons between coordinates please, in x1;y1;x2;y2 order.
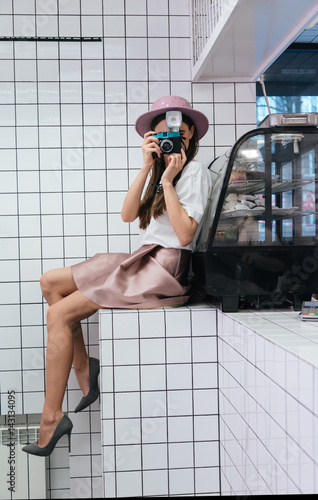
153;131;182;154
152;110;183;155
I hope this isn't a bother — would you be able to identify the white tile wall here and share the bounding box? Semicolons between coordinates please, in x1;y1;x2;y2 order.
0;0;256;497
99;305;219;497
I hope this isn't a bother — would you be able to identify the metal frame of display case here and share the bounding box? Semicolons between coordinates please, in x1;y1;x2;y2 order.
202;126;318;312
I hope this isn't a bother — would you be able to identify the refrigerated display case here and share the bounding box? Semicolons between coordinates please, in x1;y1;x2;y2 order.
193;113;318;312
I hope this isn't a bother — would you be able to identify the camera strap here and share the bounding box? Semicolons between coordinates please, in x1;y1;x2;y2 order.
181;136;187;154
151;161;165;192
151;182;163;193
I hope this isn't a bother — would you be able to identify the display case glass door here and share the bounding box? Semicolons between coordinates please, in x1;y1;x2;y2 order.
205;128;318;312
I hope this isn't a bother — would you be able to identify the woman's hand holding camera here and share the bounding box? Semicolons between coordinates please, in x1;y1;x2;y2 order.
161;150;187;187
141;131;161;170
160;149;196;247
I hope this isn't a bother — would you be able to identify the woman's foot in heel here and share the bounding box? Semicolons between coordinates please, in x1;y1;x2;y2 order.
74;357;100;413
22;414;73;457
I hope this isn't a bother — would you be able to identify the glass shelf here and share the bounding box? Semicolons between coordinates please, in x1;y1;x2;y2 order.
220;207;309;221
226;179;315;195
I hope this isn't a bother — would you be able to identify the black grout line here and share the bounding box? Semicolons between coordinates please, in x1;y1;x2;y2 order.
0;37;102;42
121;1;130;255
189;308;196;493
215;310;222;495
137;310;144;496
11;6;25;419
110;309;117;497
163;308;170;496
33;5;47;441
101;0;109;255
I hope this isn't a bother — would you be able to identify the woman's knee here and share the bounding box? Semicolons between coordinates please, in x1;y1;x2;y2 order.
41;267;76;304
40;271;55;299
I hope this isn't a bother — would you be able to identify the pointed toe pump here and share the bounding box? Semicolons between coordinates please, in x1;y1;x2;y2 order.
22;414;73;457
74;357;100;413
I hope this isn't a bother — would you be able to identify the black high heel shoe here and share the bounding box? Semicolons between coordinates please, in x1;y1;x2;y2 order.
22;414;73;457
74;357;100;413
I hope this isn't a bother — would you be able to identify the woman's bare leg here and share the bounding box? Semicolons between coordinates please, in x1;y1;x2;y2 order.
40;268;95;397
38;290;100;447
40;267;77;305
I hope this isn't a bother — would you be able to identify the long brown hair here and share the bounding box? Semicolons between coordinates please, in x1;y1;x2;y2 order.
138;113;199;229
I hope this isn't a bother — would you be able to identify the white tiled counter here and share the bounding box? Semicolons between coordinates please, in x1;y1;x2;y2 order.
99;305;318;497
99;305;219;498
218;309;318;496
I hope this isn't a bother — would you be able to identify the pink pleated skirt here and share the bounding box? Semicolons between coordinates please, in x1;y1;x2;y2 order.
71;244;192;309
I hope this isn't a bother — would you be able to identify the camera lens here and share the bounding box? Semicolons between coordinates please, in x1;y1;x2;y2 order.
160;138;173;153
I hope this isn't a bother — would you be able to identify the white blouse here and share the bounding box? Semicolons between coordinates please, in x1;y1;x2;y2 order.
140;159;213;251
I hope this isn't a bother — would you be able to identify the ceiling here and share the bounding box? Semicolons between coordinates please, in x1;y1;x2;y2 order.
259;24;318;96
192;0;318;85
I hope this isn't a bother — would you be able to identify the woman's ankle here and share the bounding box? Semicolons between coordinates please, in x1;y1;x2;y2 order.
41;409;63;427
73;356;89;374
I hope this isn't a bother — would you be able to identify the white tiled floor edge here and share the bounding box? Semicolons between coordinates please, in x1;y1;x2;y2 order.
99;304;219;497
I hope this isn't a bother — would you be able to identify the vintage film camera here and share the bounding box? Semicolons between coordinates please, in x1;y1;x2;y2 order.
153;110;183;155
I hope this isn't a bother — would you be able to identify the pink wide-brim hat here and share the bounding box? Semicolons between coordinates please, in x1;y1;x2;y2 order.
135;95;209;139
